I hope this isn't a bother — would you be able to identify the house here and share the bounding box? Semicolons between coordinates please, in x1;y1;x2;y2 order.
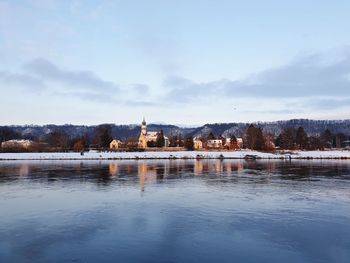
1;139;34;150
236;138;243;148
224;137;243;149
193;138;203;150
207;139;223;148
138;118;169;148
110;139;122;150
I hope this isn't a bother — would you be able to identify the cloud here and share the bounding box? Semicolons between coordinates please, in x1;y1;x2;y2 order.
123;100;159;107
1;58;157;106
303;97;350;110
131;83;150;94
23;58;119;92
243;109;303;115
163;75;231;102
163;51;350;101
0;70;45;90
54;90;116;104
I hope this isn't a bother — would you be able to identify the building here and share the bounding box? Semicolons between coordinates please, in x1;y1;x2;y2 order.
224;137;243;149
236;138;243;148
193;138;203;150
109;139;122;150
1;139;34;150
138;118;169;148
207;139;223;148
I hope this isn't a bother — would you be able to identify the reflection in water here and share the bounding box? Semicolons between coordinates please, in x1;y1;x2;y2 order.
194;159;244;175
19;163;29;176
1;159;350;263
1;159;350;186
109;162;119;176
138;162;157;192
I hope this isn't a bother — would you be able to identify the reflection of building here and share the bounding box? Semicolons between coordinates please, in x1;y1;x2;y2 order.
110;139;122;150
194;160;204;174
19;163;29;176
109;162;119;176
194;160;244;174
138;118;169;148
138;162;157;191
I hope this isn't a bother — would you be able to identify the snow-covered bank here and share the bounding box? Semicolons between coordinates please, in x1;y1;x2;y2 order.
0;150;350;160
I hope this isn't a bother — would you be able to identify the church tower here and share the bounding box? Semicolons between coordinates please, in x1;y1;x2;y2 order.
141;117;147;135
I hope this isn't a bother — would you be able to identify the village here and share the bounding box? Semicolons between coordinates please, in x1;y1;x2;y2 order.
0;118;244;152
1;117;350;154
109;118;244;151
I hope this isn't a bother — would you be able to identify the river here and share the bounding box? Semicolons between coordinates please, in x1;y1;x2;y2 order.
1;160;350;262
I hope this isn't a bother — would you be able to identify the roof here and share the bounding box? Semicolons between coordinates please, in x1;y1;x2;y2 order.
145;131;158;139
1;139;33;146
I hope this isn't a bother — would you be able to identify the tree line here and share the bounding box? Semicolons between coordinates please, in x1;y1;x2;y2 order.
0;124;115;152
244;124;348;151
1;124;349;152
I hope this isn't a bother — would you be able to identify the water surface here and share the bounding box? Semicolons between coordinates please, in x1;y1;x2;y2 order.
1;160;350;263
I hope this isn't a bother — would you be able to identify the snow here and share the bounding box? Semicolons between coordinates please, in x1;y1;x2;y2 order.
0;150;350;160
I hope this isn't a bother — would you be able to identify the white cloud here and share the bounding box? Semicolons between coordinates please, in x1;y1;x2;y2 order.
163;51;350;102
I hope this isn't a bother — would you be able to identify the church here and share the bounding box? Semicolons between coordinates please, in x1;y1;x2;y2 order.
138;118;169;148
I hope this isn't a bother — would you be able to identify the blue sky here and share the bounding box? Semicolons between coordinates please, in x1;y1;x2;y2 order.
1;0;350;125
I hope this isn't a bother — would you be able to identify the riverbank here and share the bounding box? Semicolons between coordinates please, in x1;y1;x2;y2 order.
0;150;350;160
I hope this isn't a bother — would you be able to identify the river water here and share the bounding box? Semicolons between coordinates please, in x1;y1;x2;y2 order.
1;160;350;263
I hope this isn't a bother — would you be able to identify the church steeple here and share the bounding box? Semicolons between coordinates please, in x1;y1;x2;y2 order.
141;117;147;135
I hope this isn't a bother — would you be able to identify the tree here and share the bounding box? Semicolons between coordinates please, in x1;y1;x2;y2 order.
245;124;256;149
47;131;70;151
255;128;264;150
169;134;177;147
334;133;346;148
156;130;165;147
280;128;296;150
245;124;264;150
73;140;84;152
70;133;90;151
275;134;282;148
178;134;184;147
296;127;308;150
0;127;20;143
263;133;275;152
126;137;139;150
94;124;113;149
230;134;238;150
307;136;323;150
218;134;226;146
207;132;215;140
147;141;157;147
184;135;194;150
321;129;333;148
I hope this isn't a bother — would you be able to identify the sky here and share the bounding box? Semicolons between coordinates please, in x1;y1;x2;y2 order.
1;0;350;125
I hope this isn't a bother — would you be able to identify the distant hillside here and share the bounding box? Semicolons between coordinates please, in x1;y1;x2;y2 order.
0;124;195;141
190;119;350;138
1;119;349;142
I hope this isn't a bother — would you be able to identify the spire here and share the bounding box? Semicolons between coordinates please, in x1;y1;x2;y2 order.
142;117;146;125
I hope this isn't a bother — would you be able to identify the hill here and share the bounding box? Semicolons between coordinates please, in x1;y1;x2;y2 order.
1;119;349;142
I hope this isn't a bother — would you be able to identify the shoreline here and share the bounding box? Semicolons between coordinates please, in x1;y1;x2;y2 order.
1;150;350;161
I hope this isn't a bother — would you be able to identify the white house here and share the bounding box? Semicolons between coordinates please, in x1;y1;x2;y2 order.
207;139;223;148
1;139;34;150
